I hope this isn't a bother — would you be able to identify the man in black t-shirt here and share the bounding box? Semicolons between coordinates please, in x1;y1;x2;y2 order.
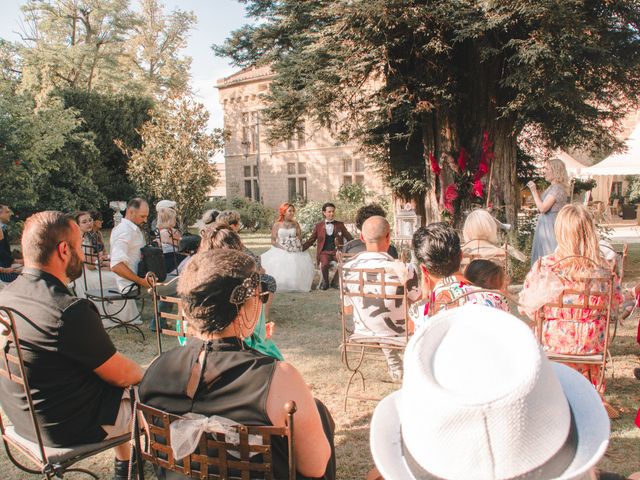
0;211;143;480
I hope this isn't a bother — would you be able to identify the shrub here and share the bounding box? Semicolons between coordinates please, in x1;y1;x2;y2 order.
625;175;640;204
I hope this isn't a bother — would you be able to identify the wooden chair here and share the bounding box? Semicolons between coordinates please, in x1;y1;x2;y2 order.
0;306;130;479
338;261;411;410
80;243;145;339
132;396;297;480
531;256;614;392
148;272;190;356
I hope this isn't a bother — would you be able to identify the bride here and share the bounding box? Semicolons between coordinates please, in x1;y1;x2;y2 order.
261;203;315;292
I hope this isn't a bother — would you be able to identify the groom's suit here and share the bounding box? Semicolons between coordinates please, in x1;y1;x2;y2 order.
302;220;353;288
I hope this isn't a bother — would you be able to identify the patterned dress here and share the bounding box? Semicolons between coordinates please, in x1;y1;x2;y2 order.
521;254;621;393
415;273;509;330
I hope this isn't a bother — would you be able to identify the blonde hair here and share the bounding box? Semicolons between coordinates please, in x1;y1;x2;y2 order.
462;209;498;244
157;207;177;229
547;159;570;194
554;204;604;273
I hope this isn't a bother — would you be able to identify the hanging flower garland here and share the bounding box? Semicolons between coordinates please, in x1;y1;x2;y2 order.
428;130;494;220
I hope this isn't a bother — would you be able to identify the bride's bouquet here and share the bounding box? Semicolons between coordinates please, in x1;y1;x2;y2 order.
281;236;302;253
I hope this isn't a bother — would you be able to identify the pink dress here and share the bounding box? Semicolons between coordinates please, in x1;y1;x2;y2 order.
521;254;621;393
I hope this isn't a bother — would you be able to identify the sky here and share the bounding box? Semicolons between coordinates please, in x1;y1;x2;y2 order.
0;0;249;133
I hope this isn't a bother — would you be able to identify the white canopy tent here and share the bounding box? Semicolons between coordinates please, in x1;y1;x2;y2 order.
584;123;640;176
581;123;640;203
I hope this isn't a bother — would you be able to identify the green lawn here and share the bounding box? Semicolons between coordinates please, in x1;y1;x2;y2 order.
0;232;638;478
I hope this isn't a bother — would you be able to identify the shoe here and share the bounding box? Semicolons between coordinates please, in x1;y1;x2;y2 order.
634;367;640;380
330;283;339;289
114;458;137;480
319;281;329;291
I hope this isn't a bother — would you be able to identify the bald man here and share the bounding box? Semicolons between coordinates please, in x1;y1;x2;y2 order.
342;216;421;381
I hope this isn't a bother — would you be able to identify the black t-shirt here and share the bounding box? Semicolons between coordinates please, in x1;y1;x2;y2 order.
0;268;124;447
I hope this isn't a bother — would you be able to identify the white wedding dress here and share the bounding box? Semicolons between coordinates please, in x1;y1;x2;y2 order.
261;227;314;292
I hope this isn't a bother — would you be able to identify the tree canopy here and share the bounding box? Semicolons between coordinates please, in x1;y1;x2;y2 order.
216;0;640;224
119;96;223;227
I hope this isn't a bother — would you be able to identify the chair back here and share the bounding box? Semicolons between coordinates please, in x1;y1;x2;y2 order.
0;307;49;465
460;240;508;271
339;261;410;346
80;243;107;295
134;400;297;480
531;256;614;388
430;288;518;317
147;273;190;355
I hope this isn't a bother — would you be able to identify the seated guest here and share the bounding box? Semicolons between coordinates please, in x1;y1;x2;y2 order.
0;211;143;480
151;199;176;231
73;211;139;326
217;210;278;320
138;249;335;480
370;305;610;480
198;222;282;360
465;259;507;290
0;204;21;282
519;204;621;402
90;210;106;257
197;208;219;234
342;216;421;381
412;222;508;328
110;197;150;294
461;208;525;268
343;204;399;258
157;205;185;273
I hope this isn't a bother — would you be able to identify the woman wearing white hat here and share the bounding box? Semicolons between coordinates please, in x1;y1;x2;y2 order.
370;305;610;480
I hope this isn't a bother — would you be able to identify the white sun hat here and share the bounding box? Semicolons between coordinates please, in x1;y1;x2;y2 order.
370;305;609;480
156;199;177;211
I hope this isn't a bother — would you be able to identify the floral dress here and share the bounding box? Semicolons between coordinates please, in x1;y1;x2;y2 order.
414;273;509;330
520;254;621;393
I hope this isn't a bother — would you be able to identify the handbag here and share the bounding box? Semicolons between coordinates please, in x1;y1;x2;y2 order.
138;244;167;282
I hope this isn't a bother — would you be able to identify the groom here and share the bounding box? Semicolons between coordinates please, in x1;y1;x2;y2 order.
302;202;353;290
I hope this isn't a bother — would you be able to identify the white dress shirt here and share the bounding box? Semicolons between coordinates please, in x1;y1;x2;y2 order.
110;218;145;292
325;220;334;236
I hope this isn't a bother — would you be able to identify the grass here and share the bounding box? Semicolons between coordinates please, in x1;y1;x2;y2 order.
0;233;639;478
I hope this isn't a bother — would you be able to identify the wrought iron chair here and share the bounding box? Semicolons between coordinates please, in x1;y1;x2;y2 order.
148;272;190;356
132;394;297;480
80;243;145;340
600;242;628;340
0;306;130;479
338;260;412;410
429;288;521;317
531;256;614;392
460;239;509;272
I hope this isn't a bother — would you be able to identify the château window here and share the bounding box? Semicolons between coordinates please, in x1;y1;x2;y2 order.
287;162;307;202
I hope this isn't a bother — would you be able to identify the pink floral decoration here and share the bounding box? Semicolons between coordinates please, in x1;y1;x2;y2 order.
429;151;441;176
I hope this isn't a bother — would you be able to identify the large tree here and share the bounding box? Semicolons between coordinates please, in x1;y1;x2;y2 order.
118;96;223;227
216;0;640;225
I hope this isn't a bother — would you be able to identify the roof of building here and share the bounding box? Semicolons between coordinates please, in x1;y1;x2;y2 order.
216;65;274;89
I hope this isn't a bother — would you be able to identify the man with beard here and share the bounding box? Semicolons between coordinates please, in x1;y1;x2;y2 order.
0;211;143;480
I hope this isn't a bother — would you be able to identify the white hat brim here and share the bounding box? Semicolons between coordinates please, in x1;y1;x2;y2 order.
370;362;609;480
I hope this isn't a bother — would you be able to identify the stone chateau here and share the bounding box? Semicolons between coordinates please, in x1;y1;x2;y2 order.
216;65;388;208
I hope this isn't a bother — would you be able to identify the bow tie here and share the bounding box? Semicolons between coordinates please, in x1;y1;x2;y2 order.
325;221;334;224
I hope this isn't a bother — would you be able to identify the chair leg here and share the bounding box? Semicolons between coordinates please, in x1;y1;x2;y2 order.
343;347;367;411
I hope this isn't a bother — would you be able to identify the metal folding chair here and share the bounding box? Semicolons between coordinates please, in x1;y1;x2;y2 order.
0;306;130;479
131;391;297;480
148;272;190;356
80;244;145;340
460;240;509;272
338;261;411;410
